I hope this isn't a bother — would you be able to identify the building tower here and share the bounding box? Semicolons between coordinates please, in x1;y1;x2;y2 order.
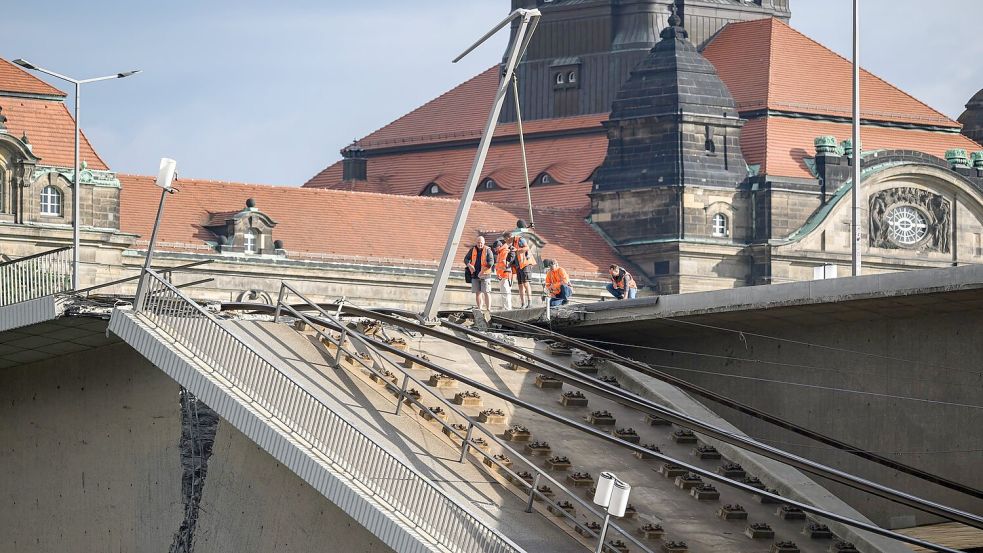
958;88;983;146
589;4;750;294
504;0;790;122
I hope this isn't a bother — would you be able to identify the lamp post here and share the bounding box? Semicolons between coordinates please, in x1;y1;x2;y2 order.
850;0;862;276
12;59;140;290
592;471;632;553
133;158;178;309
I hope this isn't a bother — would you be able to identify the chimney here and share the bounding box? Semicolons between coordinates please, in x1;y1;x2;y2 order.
341;142;367;182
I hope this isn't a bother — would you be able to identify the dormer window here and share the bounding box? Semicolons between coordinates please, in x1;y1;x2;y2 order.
482;178;497;190
244;228;258;254
550;59;581;91
205;198;280;256
539;173;553;185
426;183;441;195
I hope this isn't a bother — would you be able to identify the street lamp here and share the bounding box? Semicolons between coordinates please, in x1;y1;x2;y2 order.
592;471;632;553
12;58;140;290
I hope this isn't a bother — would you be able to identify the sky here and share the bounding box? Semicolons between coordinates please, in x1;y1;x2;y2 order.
4;1;981;186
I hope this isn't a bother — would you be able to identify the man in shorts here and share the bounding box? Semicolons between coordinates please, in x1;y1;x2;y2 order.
503;224;535;309
463;235;494;310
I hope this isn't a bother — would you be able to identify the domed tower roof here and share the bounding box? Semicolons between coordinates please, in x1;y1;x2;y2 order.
958;88;983;146
592;3;748;192
608;6;739;120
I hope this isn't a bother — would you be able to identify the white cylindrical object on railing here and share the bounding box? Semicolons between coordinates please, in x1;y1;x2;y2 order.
608;479;631;517
593;471;616;508
156;157;177;189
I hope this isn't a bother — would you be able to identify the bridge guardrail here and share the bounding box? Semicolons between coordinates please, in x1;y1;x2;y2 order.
274;281;657;553
0;247;73;307
134;269;524;553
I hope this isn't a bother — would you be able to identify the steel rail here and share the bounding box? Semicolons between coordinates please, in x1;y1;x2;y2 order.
0;246;72;267
136;275;524;553
220;300;966;553
487;313;983;501
73;259;214;296
321;304;983;530
273;284;655;553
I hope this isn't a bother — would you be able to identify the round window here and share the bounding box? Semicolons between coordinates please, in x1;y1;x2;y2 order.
886;206;928;246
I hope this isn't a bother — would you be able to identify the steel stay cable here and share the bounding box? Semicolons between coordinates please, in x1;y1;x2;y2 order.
275;284;652;552
139;280;520;553
220;300;983;530
328;305;983;529
269;307;518;552
240;303;966;553
489;314;983;501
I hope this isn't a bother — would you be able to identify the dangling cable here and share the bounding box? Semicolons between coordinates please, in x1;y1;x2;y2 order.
512;73;535;229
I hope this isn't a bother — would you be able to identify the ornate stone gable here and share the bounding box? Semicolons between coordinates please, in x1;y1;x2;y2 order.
869;187;950;253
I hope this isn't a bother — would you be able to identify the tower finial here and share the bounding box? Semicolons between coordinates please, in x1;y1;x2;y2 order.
660;1;688;41
668;2;681;27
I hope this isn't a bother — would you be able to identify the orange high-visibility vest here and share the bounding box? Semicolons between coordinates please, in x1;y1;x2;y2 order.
611;269;637;290
508;236;535;269
467;245;493;277
545;267;570;296
494;245;513;279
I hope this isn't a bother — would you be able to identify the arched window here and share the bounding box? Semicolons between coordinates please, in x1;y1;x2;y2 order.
540;173;553;185
567;71;577;83
711;213;728;237
427;184;440;195
244;228;258;254
40;186;62;216
482;179;496;190
0;167;6;213
555;73;565;85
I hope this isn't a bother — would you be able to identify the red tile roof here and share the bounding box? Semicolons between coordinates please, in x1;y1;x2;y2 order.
357;67;497;149
305;133;607;197
703;18;961;128
743;116;982;179
0;58;65;97
118;174;622;276
0;97;108;170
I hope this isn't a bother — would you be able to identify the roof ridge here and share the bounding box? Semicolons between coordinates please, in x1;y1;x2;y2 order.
764;18;779;114
0;58;66;97
770;18;956;126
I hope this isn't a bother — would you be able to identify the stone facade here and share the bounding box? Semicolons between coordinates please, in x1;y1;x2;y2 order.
590;8;751;293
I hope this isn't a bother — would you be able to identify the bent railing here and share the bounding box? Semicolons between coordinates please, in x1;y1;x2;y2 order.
134;269;523;553
273;281;657;553
0;247;73;307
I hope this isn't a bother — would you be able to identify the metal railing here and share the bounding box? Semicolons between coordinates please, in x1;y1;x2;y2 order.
0;247;73;306
134;269;523;553
273;282;656;553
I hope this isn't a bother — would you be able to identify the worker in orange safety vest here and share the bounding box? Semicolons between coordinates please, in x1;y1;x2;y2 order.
492;239;514;310
504;220;536;308
463;236;494;310
543;259;572;307
607;264;638;300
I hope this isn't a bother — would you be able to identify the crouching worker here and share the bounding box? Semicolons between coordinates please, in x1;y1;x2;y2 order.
543;259;573;307
492;239;514;310
463;236;494;310
606;264;637;300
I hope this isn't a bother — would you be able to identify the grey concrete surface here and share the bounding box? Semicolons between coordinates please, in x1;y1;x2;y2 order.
0;341;184;553
549;268;983;528
307;320;895;553
230;320;583;553
194;422;398;553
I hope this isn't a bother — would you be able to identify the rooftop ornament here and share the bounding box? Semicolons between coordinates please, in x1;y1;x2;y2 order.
660;2;688;40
